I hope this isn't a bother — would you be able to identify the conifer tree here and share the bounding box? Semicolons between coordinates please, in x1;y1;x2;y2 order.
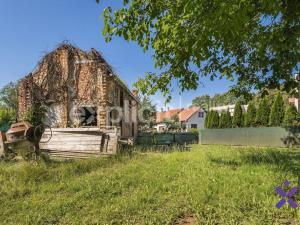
224;110;232;128
210;111;219;128
204;111;211;128
218;111;226;128
245;101;256;127
269;93;285;126
232;101;243;127
283;104;300;127
255;98;270;126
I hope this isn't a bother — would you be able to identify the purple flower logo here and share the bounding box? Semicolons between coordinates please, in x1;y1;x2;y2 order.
275;180;298;209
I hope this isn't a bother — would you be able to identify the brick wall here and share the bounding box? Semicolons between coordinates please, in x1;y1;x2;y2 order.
17;44;139;137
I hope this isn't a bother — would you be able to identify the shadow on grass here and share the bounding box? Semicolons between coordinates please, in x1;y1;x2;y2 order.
210;148;300;185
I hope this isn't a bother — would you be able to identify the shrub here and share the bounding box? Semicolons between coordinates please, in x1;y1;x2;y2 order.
0;108;16;131
244;101;256;127
283;104;300;127
188;128;200;134
269;93;285;126
255;98;270;126
23;106;46;127
232;101;243;128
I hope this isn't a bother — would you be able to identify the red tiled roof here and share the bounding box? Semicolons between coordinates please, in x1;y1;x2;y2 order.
178;107;201;122
156;109;183;123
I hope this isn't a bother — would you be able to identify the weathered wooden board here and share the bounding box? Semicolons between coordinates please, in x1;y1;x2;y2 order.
39;128;119;159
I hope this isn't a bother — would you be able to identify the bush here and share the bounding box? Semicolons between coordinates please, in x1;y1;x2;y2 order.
255;98;270;126
283;104;300;127
24;106;46;127
269;93;285;126
0;108;16;131
232;101;243;128
188;128;200;134
244;101;256;127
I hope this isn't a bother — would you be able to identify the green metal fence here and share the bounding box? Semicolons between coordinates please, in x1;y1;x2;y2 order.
137;132;198;145
199;127;300;147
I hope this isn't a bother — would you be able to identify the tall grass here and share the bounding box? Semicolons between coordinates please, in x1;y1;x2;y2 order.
0;145;299;224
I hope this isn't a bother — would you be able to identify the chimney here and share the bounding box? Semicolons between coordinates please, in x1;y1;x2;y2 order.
132;89;139;98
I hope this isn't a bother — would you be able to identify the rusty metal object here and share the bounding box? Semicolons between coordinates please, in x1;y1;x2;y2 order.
6;122;33;143
4;122;43;160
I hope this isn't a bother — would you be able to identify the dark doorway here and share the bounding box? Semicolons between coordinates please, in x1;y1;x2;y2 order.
79;107;97;126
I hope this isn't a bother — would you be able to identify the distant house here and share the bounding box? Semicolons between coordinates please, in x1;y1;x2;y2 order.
179;107;206;130
155;108;183;132
154;107;206;132
210;104;248;116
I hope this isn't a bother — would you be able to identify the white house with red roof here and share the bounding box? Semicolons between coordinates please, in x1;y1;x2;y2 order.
155;107;206;132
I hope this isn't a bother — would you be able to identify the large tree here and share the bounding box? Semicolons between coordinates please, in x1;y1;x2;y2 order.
0;82;18;110
98;0;300;99
139;96;157;131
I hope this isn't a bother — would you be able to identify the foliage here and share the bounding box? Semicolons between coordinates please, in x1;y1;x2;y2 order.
283;104;300;127
0;146;299;224
139;96;156;131
0;108;16;131
163;114;181;131
269;93;285;126
210;111;219;129
187;128;199;134
255;98;270;127
98;0;300;99
192;91;250;109
0;82;18;110
23;105;46;127
244;101;256;127
224;111;232;128
232;101;243;128
218;111;232;129
204;111;211;128
192;94;210;110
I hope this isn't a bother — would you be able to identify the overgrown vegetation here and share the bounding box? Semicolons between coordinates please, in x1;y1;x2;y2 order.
0;145;299;224
0;82;18;131
204;92;300;129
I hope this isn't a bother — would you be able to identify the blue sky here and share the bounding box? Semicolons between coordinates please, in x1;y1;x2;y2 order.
0;0;232;109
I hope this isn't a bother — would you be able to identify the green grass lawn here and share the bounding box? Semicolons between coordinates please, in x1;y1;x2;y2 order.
1;145;300;225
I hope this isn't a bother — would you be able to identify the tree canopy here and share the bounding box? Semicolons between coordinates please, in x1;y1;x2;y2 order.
0;82;18;110
192;91;248;110
98;0;300;99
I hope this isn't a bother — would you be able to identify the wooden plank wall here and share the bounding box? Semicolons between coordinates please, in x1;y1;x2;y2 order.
39;128;119;159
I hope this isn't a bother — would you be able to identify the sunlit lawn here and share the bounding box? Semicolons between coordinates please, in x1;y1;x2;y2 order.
0;145;299;224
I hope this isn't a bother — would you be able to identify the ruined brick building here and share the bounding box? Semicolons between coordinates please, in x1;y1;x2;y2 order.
18;44;139;138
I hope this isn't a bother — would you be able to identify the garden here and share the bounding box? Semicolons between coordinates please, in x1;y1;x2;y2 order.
1;145;300;224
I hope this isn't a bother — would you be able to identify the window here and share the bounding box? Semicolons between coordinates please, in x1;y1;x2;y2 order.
191;124;197;129
198;112;204;118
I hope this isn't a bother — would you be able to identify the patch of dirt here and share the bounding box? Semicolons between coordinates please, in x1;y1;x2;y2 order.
173;214;197;225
